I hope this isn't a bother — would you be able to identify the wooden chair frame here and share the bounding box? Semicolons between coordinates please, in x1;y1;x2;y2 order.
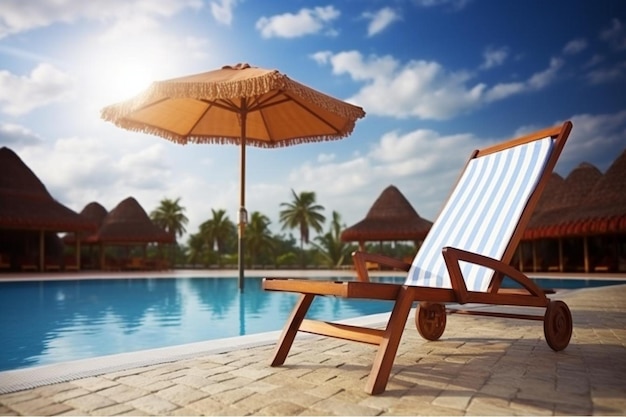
263;121;573;395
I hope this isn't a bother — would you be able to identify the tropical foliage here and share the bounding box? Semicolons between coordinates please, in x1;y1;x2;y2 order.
311;211;354;268
150;197;188;264
151;189;418;269
279;189;326;266
245;211;275;267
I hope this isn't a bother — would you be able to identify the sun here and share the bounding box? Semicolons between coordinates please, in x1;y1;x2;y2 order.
94;52;159;104
80;33;174;106
103;60;155;102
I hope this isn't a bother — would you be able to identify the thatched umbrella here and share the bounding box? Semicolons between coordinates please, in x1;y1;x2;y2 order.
341;185;433;252
0;147;96;270
94;197;173;269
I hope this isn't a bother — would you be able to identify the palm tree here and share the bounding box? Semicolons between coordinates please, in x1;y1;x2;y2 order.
201;209;236;267
186;232;207;267
279;189;326;266
245;211;274;267
151;197;188;265
313;211;351;267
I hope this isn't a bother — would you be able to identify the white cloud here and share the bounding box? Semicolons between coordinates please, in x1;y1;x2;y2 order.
310;51;333;65
0;122;42;146
526;57;563;89
586;62;626;84
583;54;605;69
600;18;626;50
320;50;563;120
562;38;588;55
557;110;626;174
0;63;74;115
485;57;563;101
413;0;471;11
0;0;203;39
210;0;239;25
480;46;509;69
256;6;340;39
363;7;401;37
320;51;483;120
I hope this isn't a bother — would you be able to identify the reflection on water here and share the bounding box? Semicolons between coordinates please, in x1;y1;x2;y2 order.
0;277;398;371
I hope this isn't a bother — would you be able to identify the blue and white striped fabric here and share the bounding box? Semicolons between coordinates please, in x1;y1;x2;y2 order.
405;137;554;292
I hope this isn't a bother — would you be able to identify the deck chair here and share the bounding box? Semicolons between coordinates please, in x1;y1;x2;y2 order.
263;121;573;395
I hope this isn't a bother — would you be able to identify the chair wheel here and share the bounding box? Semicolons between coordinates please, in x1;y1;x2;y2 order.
543;300;572;351
416;303;446;341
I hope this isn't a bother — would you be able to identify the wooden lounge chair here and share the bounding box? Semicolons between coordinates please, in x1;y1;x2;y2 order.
263;121;574;395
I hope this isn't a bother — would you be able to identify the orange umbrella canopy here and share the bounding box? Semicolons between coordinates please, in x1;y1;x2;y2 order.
95;197;173;244
101;63;366;147
0;147;95;232
341;185;433;243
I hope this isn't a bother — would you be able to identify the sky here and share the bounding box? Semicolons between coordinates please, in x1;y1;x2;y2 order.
1;0;625;243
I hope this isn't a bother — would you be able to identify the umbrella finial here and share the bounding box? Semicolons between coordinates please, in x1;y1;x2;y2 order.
222;63;251;70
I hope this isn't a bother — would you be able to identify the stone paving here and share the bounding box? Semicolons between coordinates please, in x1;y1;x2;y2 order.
0;284;625;416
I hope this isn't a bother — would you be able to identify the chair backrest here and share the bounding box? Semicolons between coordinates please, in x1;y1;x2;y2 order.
406;124;570;292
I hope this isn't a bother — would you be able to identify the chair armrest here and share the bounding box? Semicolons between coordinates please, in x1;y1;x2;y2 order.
352;251;411;282
442;246;547;305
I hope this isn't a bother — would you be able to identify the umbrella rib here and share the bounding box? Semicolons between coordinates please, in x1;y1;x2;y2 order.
187;101;218;137
280;91;344;135
200;98;241;113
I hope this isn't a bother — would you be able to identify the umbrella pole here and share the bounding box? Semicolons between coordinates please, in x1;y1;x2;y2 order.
238;110;248;291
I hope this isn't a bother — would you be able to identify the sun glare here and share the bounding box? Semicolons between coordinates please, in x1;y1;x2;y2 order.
104;60;154;102
81;34;174;106
93;52;159;104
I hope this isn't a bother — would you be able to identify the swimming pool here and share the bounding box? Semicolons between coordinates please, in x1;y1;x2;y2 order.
1;275;623;372
0;277;401;372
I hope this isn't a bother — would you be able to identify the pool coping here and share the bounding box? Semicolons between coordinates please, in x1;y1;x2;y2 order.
1;268;624;283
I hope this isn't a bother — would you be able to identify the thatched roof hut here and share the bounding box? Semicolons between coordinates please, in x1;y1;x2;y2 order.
525;162;603;239
95;197;173;244
558;149;626;236
0;147;96;232
524;173;565;239
341;185;432;249
62;202;109;245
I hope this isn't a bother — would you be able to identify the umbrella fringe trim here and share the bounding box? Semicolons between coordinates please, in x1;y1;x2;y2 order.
101;120;358;148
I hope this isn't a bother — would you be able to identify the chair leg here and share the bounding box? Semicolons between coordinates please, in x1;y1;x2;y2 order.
270;293;315;366
365;286;415;395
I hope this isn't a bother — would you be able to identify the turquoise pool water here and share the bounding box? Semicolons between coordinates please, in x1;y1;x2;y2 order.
0;277;400;371
0;275;623;371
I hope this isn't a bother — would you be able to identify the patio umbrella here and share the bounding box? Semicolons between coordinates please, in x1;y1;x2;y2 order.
101;63;366;290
